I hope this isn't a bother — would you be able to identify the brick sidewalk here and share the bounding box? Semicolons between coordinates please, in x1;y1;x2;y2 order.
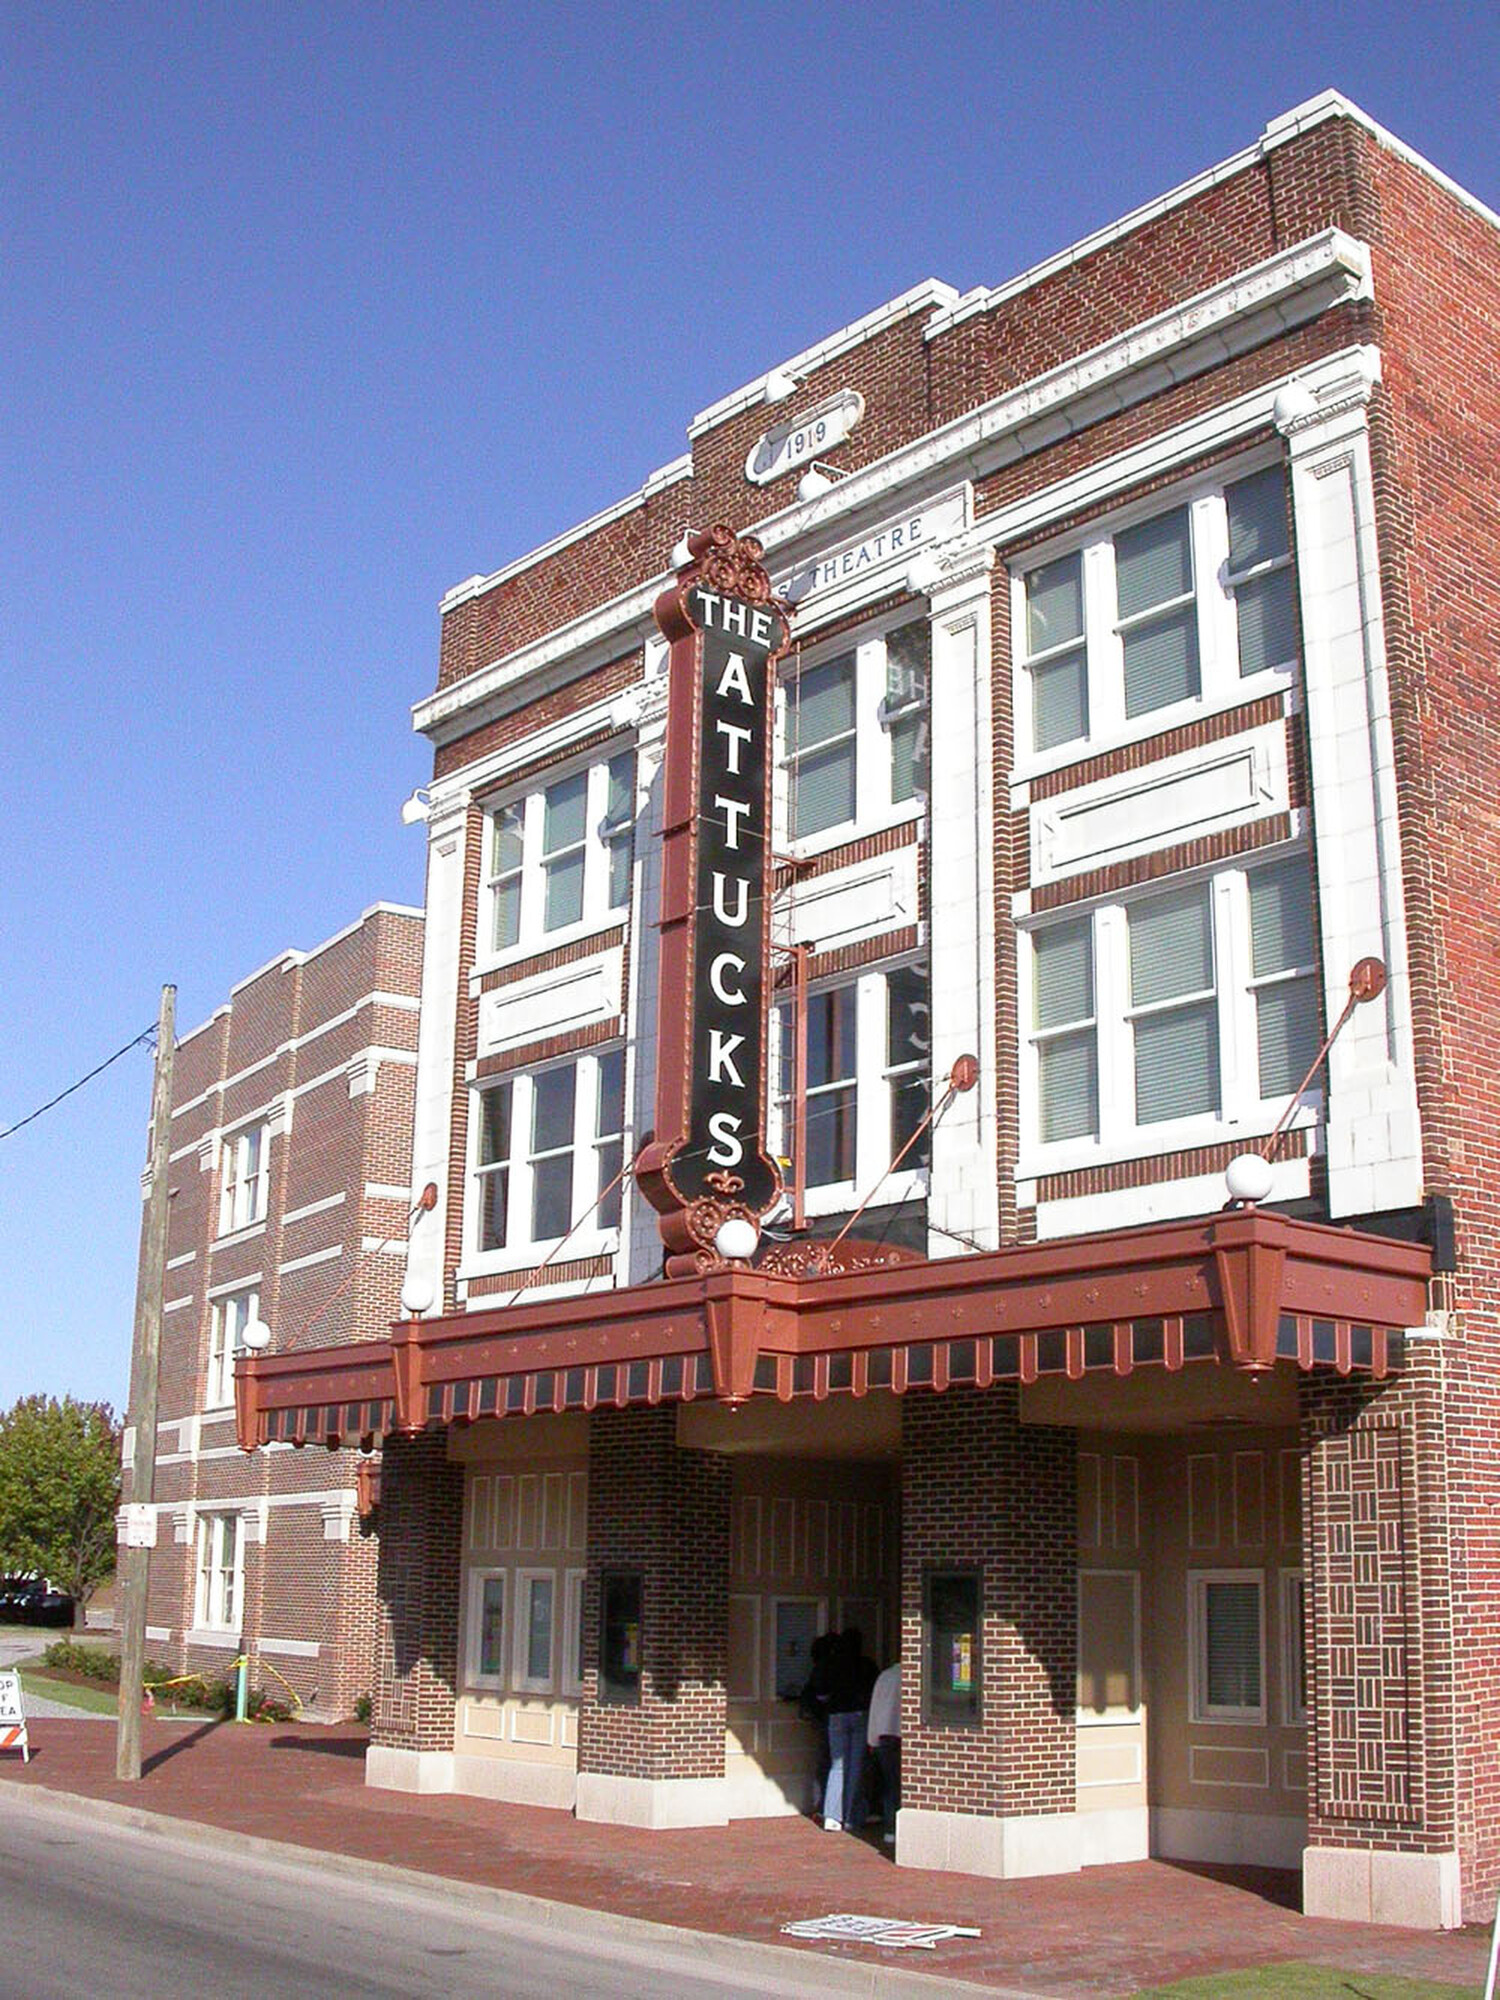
0;1716;1489;1997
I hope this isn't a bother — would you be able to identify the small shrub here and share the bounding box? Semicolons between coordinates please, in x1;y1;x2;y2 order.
41;1639;122;1684
353;1693;372;1725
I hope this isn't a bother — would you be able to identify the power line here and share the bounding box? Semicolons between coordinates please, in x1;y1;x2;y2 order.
0;1023;158;1142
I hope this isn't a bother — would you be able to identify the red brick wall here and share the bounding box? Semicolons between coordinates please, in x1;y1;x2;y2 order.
1347;124;1500;1918
577;1408;729;1782
370;1429;464;1752
901;1388;1076;1818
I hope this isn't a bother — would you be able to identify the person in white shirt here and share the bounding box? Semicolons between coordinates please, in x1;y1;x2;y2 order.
866;1660;901;1845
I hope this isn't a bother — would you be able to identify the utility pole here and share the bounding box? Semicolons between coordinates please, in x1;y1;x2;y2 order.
116;984;175;1781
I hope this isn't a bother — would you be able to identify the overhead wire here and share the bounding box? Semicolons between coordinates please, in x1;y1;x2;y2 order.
0;1022;158;1142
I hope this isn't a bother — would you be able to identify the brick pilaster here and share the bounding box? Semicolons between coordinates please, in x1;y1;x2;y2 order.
1301;1358;1458;1861
901;1387;1076;1817
369;1430;464;1752
577;1408;729;1781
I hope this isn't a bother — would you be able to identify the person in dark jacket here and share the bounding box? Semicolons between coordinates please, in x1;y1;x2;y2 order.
797;1631;836;1803
822;1628;870;1831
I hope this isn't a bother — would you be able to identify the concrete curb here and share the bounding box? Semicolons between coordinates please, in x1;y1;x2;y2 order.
3;1779;1044;2000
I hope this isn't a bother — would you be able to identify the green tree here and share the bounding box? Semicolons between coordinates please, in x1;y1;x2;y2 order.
0;1396;120;1611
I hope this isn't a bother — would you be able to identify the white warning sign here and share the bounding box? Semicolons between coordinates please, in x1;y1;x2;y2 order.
0;1670;30;1764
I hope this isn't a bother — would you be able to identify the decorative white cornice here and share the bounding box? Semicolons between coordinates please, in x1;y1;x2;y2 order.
1273;345;1382;439
908;533;996;606
622;673;670;740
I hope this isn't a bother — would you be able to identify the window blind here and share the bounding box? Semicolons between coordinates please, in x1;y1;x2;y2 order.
1226;466;1289;571
1204;1579;1261;1711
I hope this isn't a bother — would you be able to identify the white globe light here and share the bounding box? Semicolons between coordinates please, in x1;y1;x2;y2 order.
401;1269;437;1317
714;1216;760;1262
1225;1154;1274;1204
240;1317;272;1352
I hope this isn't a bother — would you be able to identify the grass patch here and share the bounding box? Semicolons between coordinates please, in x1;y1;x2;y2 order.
15;1661;119;1716
1133;1966;1477;1999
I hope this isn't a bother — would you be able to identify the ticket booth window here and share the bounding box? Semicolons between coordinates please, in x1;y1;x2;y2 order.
923;1568;981;1726
600;1570;643;1707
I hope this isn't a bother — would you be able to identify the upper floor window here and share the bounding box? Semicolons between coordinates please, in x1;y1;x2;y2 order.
217;1124;269;1236
483;750;634;959
472;1047;626;1261
207;1287;259;1409
1017;464;1297;761
1025;855;1320;1160
781;619;929;846
774;963;930;1208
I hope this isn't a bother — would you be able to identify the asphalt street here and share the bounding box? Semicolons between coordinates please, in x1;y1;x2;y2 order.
0;1789;933;2000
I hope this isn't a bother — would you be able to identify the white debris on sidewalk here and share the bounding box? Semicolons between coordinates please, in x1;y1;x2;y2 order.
780;1912;981;1950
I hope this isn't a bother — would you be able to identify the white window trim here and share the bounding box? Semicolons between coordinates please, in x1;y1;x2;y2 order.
1280;1567;1307;1728
1189;1568;1266;1726
216;1122;271;1239
465;1566;508;1692
1011;450;1298;784
206;1286;259;1411
1017;854;1320;1179
775;615;929;861
461;1049;624;1279
561;1566;586;1699
193;1510;244;1635
476;748;635;976
513;1567;557;1695
771;961;929;1220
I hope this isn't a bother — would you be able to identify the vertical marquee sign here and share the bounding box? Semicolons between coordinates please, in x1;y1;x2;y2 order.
637;526;791;1273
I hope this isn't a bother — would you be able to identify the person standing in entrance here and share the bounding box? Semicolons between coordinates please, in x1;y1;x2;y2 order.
867;1658;901;1846
823;1628;869;1831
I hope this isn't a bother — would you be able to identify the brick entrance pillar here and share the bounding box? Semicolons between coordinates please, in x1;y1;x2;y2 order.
576;1407;731;1828
899;1386;1077;1878
366;1429;464;1791
1301;1357;1461;1928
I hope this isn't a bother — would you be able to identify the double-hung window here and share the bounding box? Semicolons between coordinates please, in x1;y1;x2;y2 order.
774;964;930;1208
217;1124;269;1235
1017;463;1298;762
483;750;635;959
472;1049;627;1260
781;619;930;847
1024;856;1321;1161
1190;1570;1265;1724
207;1287;260;1409
195;1511;243;1632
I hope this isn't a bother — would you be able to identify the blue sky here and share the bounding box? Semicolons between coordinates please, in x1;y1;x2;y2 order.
3;2;1497;1417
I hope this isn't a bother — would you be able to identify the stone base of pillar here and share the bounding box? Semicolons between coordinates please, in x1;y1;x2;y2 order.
367;1744;578;1810
575;1772;730;1829
365;1745;455;1795
1303;1845;1462;1930
896;1807;1083;1879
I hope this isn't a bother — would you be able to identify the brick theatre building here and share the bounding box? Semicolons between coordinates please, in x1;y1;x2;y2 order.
236;94;1498;1926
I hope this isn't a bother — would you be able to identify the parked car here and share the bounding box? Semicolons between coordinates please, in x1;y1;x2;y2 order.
0;1577;74;1627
